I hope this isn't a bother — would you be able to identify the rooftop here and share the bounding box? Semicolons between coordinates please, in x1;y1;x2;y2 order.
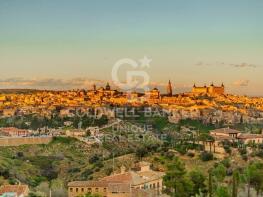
210;128;241;134
0;185;28;196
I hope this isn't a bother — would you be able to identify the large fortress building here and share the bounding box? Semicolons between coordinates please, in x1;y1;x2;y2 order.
192;83;225;95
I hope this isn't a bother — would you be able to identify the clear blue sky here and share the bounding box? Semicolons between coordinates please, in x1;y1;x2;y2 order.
0;0;262;95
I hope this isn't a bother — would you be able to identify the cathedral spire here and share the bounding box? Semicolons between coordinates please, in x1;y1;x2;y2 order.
167;80;172;96
105;82;111;90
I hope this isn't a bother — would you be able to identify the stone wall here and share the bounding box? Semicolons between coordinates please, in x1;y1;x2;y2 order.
0;137;52;146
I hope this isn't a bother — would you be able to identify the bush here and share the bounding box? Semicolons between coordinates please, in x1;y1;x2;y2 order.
81;169;93;179
163;151;175;159
105;167;113;176
135;147;148;158
68;168;81;173
200;151;213;161
256;150;263;158
16;152;24;158
242;154;248;161
223;145;231;154
187;152;195;158
221;158;231;168
89;154;100;164
51;136;77;144
175;145;187;155
238;148;247;155
96;161;104;168
27;176;47;187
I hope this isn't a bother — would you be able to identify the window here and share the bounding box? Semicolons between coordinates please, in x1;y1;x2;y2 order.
81;188;84;192
70;188;73;192
76;188;79;192
103;188;107;192
157;182;160;188
95;188;99;192
88;188;92;193
153;183;156;188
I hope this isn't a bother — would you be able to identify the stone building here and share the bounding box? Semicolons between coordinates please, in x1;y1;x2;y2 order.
192;83;224;95
68;162;164;197
0;185;29;197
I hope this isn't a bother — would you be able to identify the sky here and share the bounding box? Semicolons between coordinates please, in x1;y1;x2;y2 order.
0;0;263;95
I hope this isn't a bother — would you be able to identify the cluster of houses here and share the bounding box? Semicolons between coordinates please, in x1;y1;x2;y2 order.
68;161;165;197
204;127;263;154
0;127;29;137
168;108;263;125
0;161;165;197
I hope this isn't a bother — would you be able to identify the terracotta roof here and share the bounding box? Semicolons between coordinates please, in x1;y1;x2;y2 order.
100;172;134;184
108;183;131;193
0;185;28;196
68;181;108;187
238;134;263;139
211;128;241;134
131;188;157;197
137;171;165;181
100;170;164;186
212;135;233;141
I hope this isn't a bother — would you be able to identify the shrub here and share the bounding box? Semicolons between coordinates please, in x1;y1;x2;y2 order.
221;158;231;168
200;151;213;161
105;167;113;176
68;168;81;173
135;147;148;158
96;161;104;168
163;151;175;159
187;152;195;158
242;154;248;161
81;169;93;179
223;145;231;154
238;148;247;155
16;152;24;158
175;145;187;155
256;150;263;158
51;137;76;144
27;176;47;187
89;154;100;164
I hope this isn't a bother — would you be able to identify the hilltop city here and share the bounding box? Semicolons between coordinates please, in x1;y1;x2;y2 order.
1;82;263;197
0;81;263;125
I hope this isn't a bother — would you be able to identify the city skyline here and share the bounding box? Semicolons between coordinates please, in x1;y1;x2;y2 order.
0;0;263;96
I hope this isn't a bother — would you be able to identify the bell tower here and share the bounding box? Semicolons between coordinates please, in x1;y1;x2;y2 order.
167;80;173;96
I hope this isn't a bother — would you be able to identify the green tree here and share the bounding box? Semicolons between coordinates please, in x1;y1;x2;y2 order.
215;186;230;197
163;157;193;197
241;162;263;197
248;163;263;196
232;170;240;197
189;170;206;195
208;169;213;197
50;179;67;197
213;164;226;183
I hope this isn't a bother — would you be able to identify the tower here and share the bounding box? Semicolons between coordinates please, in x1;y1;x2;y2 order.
105;82;111;90
167;80;172;96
